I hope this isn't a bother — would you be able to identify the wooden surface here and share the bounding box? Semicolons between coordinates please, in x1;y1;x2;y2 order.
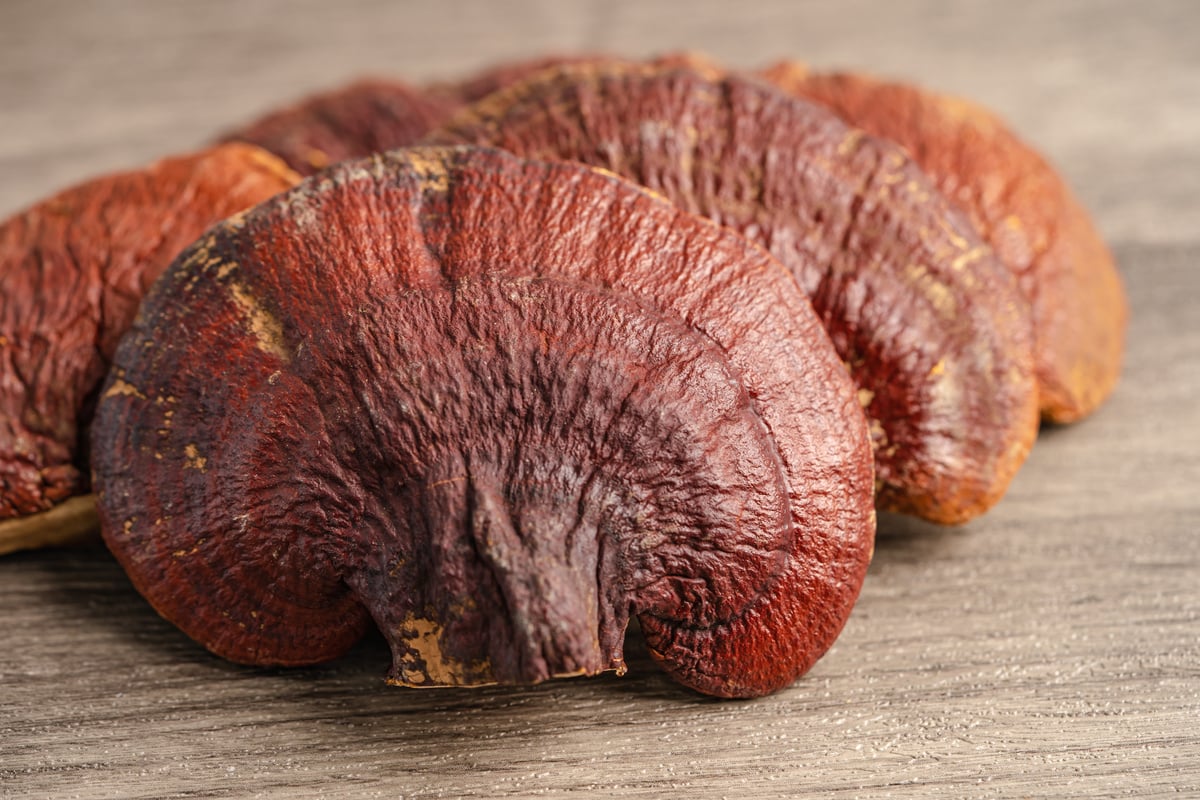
2;1;1198;797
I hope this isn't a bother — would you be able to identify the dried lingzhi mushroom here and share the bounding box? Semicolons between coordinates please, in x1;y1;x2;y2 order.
429;65;1039;524
221;55;723;179
222;79;458;176
0;143;297;550
761;64;1127;422
91;147;875;698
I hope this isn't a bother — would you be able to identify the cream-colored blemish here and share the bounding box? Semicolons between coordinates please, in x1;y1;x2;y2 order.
929;358;946;377
837;129;864;157
267;370;282;385
868;417;888;450
303;147;331;170
875;170;905;188
103;378;146;400
122;519;134;535
857;388;875;408
394;615;490;686
551;667;590;679
283;191;320;230
183;443;208;472
939;215;972;250
425;475;466;490
906;262;957;316
227;282;290;361
403;151;451;193
215;262;237;281
950;245;989;271
447;597;477;617
157;408;175;437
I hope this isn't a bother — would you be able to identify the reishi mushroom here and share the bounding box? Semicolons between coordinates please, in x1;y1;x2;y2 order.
428;64;1039;524
0;143;298;551
760;63;1128;423
91;146;876;698
221;78;459;176
428;51;723;106
221;54;722;179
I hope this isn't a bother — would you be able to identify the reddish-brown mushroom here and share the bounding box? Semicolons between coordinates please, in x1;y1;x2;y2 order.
428;53;612;106
91;146;875;698
428;65;1039;525
221;78;459;176
222;55;723;180
428;51;723;106
761;63;1127;423
0;143;297;549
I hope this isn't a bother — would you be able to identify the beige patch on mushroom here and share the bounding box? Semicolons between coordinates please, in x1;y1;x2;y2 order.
227;282;290;361
403;150;451;193
104;378;146;399
183;443;207;472
389;615;493;687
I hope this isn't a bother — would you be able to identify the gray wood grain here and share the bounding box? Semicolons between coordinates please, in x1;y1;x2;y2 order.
2;1;1198;797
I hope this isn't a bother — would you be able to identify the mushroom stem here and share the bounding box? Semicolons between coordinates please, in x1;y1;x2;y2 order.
464;472;610;683
377;463;619;688
0;494;100;556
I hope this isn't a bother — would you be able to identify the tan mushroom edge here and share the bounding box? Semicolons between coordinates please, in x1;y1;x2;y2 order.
0;494;100;556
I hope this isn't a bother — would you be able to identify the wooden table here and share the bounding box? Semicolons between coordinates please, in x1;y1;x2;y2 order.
3;1;1197;797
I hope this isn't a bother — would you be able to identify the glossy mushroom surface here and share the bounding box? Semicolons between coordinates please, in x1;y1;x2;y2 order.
429;65;1038;524
92;146;874;698
0;143;297;523
762;64;1127;423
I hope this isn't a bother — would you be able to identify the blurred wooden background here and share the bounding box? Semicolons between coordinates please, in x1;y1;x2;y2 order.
2;1;1198;797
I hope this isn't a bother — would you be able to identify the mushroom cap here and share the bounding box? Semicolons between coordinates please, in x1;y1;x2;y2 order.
762;64;1127;423
221;55;723;180
429;51;724;107
92;146;875;698
221;78;459;176
427;65;1039;524
0;143;297;519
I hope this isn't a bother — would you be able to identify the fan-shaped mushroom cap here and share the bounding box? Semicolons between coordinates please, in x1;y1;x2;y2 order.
428;65;1039;524
762;64;1126;423
92;146;874;698
0;143;297;522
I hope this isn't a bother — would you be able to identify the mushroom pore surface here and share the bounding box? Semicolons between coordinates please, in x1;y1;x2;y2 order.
92;146;875;698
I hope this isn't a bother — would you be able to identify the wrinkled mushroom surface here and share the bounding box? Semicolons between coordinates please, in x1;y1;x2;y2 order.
428;54;611;107
429;51;723;107
0;143;297;521
762;64;1127;423
222;79;459;176
222;56;721;181
429;65;1038;524
92;146;874;698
